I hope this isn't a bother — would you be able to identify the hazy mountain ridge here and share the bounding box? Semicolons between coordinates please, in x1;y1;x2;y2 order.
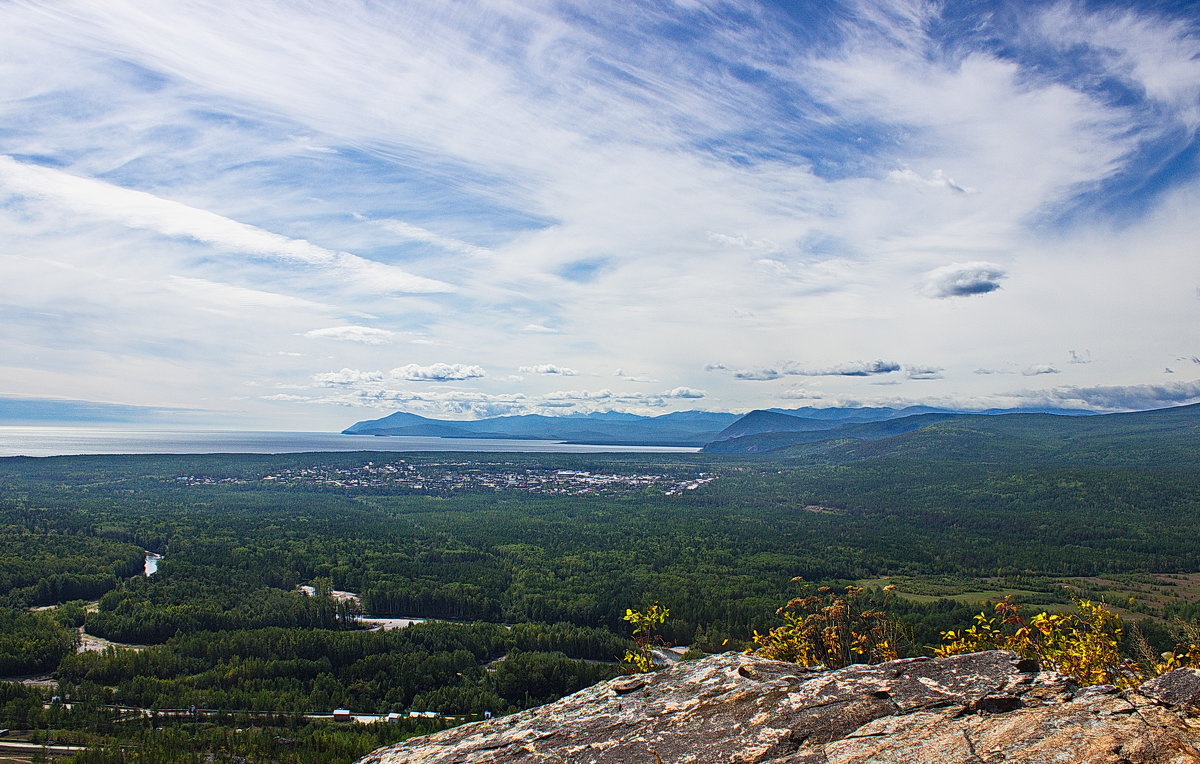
344;405;1101;449
343;410;741;446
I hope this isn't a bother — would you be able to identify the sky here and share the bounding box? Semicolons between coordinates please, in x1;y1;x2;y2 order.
1;0;1199;429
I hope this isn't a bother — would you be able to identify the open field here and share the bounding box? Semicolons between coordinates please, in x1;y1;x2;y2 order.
857;573;1200;622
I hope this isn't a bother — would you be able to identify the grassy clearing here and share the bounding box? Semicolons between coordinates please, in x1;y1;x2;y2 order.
856;576;1045;605
856;572;1200;621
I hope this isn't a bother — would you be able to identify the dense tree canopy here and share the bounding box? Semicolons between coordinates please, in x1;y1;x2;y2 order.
0;441;1197;761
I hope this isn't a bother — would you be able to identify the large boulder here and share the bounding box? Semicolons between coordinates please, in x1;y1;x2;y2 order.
358;651;1200;763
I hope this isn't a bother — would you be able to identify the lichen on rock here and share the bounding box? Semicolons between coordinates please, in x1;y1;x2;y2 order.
357;651;1200;763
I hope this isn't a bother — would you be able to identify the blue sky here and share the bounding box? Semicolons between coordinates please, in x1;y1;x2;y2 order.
1;0;1199;428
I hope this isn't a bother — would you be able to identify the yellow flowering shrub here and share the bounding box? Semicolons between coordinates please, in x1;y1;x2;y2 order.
622;602;669;673
936;596;1141;687
1141;617;1200;677
752;579;899;669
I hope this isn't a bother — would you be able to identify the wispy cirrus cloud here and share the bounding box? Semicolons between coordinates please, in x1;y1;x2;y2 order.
1;0;1198;426
0;156;449;295
377;219;491;258
167;277;341;315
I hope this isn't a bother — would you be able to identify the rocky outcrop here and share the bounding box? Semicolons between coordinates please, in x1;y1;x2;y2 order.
358;651;1200;763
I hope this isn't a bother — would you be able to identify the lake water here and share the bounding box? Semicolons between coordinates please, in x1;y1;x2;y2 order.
0;427;700;458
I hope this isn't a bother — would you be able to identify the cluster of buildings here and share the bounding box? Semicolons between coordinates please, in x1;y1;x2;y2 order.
175;460;717;496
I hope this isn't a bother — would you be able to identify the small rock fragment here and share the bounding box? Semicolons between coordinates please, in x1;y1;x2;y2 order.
1138;668;1200;707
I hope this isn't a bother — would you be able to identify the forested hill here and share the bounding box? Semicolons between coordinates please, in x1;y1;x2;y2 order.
704;412;964;453
702;402;1200;461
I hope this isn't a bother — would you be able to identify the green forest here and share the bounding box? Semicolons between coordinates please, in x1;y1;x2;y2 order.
1;418;1199;761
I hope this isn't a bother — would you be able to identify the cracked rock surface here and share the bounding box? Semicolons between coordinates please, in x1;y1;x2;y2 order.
357;651;1200;764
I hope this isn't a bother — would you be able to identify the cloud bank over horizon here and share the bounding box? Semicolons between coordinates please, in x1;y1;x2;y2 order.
2;0;1199;426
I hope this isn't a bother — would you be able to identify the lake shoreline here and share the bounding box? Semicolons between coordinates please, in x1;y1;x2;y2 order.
0;427;701;457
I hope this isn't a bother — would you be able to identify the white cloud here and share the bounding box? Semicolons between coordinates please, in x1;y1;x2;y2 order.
302;326;397;344
614;369;657;383
888;168;973;194
392;363;486;382
542;387;704;406
779;388;824;400
733;368;783;381
1022;365;1062;377
278;387;529;418
785;360;902;377
1021;380;1200;411
313;368;385;386
906;366;944;380
706;231;781;252
518;364;579;376
753;258;792;276
921;262;1007;299
543;389;618;402
724;360;902;380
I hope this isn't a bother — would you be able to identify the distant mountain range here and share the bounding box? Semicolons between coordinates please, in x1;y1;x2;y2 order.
342;409;741;447
342;405;1104;450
